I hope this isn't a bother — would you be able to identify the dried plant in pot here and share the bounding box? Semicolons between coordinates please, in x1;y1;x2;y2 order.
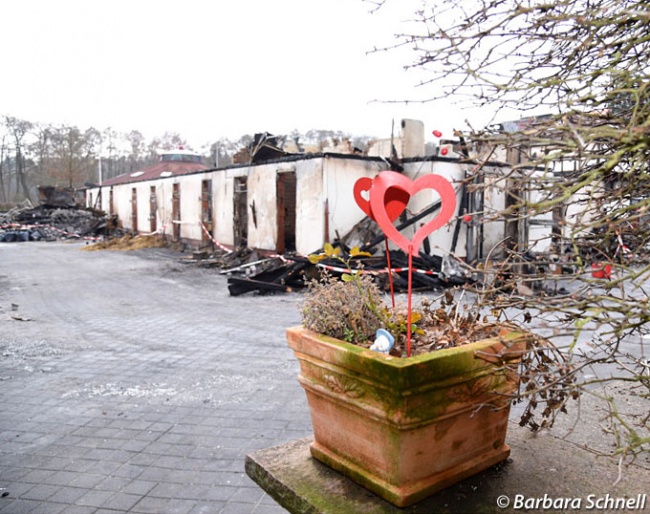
287;245;574;507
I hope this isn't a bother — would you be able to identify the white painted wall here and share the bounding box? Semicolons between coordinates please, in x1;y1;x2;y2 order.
322;156;386;248
217;169;242;247
180;176;205;242
86;155;517;260
294;159;325;255
90;172;217;242
114;184;132;230
213;156;394;255
156;180;172;235
247;163;281;251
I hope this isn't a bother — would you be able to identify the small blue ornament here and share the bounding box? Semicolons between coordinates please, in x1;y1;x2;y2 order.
370;329;395;354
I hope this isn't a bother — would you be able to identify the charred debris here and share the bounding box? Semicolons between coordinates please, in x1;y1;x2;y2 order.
189;206;575;298
224;247;469;297
183;211;472;297
187;243;470;298
195;237;575;298
0;186;118;243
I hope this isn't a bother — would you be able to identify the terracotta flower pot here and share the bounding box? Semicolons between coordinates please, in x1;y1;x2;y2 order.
286;325;528;507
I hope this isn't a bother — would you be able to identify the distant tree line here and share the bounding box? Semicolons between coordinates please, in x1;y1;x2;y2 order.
0;115;374;207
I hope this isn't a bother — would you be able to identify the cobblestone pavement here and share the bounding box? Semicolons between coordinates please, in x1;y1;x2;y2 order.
0;241;311;513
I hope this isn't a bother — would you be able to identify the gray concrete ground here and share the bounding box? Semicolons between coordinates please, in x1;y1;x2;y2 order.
0;241;648;514
0;241;310;514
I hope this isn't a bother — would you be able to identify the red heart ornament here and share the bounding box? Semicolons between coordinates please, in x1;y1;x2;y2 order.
353;177;374;218
370;171;457;256
354;176;409;222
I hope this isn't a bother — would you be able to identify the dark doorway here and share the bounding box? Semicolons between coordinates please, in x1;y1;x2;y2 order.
172;183;181;241
233;177;248;248
201;179;213;244
149;186;157;233
276;172;296;252
131;188;138;233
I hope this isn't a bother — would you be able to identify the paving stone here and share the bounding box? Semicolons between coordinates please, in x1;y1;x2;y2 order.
0;467;31;481
70;473;109;489
219;502;264;514
0;498;40;514
75;489;115;508
147;482;210;500
103;492;143;511
229;486;266;504
94;476;133;492
202;485;237;501
19;469;56;484
253;504;291;514
130;496;197;514
56;506;96;514
46;486;88;504
42;470;84;486
24;500;68;514
21;484;60;500
136;466;173;482
0;481;34;499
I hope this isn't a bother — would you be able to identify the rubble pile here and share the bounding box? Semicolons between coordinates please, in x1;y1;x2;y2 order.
225;253;312;296
216;206;474;295
177;247;311;295
219;244;472;296
0;203;114;243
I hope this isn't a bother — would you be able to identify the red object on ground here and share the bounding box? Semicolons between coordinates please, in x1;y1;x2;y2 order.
591;262;612;279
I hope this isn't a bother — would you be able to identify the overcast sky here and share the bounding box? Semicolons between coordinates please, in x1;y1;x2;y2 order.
0;0;501;150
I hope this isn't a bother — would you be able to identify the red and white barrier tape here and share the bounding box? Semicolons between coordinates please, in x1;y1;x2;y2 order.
199;223;291;262
313;262;439;276
260;251;289;264
200;222;233;254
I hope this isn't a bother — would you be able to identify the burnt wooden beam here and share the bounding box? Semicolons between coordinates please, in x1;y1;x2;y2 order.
227;277;295;296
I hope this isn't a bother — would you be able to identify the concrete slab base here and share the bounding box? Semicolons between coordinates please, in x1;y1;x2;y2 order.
245;429;650;514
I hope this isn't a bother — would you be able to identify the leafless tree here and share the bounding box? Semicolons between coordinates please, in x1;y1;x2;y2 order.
0;131;9;204
4;116;34;201
29;123;53;189
102;127;126;181
48;125;100;188
158;131;187;151
126;130;146;172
